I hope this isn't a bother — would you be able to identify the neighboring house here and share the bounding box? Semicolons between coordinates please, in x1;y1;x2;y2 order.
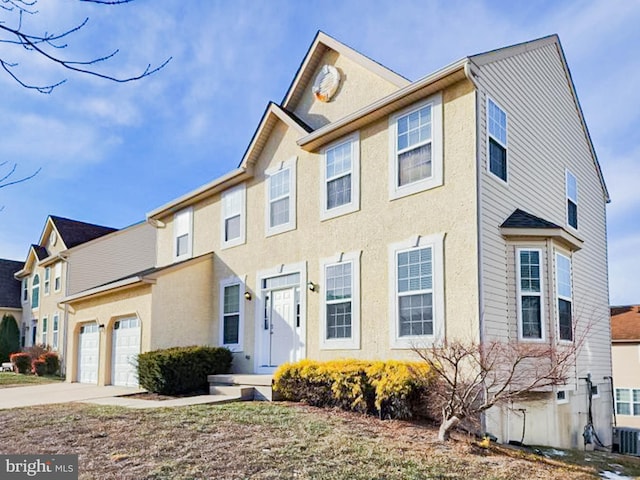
58;32;611;448
611;306;640;429
0;258;22;332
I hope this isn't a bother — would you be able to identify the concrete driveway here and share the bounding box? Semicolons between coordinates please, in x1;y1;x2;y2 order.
0;382;143;410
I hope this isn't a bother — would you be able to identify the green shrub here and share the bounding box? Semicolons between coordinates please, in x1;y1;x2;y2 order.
10;352;31;374
137;346;233;395
274;359;431;419
31;359;46;376
0;314;20;363
40;352;60;375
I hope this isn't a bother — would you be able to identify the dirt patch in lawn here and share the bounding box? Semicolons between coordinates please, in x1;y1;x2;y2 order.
0;402;635;479
125;389;209;401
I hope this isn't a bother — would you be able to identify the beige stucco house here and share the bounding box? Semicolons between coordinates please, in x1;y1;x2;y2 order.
611;306;640;429
58;32;611;449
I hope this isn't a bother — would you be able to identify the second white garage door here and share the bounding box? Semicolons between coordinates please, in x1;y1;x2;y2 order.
78;323;99;384
111;318;141;387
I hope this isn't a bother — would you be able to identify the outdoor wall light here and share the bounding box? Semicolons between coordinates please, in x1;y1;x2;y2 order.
307;281;316;292
98;324;105;331
244;291;252;301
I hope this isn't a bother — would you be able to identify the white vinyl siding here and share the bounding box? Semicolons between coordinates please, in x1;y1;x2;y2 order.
221;183;246;249
265;157;297;236
556;252;573;342
487;97;508;182
321;133;360;220
220;277;244;352
320;251;361;350
566;170;578;229
516;248;544;340
388;94;443;200
389;233;444;348
173;208;193;261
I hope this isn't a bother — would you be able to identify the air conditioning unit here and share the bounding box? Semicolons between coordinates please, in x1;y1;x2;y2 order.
613;427;640;456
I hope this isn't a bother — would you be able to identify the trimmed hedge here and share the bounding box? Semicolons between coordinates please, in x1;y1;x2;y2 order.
32;359;46;376
137;346;233;395
10;352;31;374
274;359;431;419
40;352;60;375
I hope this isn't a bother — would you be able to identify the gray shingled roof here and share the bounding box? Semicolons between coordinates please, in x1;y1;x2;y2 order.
0;259;22;308
50;216;117;249
31;244;49;261
501;209;561;229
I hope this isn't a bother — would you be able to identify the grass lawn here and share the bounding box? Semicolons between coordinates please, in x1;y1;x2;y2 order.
1;402;638;479
0;371;64;388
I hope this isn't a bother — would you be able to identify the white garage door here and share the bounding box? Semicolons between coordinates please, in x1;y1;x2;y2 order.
111;318;141;387
78;323;99;384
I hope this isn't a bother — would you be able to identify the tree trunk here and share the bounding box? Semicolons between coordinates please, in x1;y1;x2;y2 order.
438;416;460;442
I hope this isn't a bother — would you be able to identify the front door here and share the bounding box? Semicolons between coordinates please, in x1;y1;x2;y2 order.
269;288;296;366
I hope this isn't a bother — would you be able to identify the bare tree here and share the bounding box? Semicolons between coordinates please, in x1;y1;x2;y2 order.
0;0;171;93
414;338;580;442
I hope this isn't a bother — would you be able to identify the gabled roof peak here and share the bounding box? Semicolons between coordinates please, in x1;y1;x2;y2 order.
281;31;410;111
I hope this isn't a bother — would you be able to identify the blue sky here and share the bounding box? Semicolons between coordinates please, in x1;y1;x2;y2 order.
0;0;638;305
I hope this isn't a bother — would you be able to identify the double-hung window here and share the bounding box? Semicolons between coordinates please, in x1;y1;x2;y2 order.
54;263;62;292
31;274;40;309
22;278;28;303
556;253;573;341
174;208;193;261
566;170;578;229
220;278;243;351
320;251;360;349
221;184;246;249
389;234;444;348
52;313;59;351
265;158;296;236
322;134;360;220
44;267;50;295
41;317;47;345
488;98;508;182
389;94;443;200
616;388;640;416
517;249;544;340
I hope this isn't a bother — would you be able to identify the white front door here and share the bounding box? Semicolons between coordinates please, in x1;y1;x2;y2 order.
269;288;296;367
111;318;141;387
78;323;99;384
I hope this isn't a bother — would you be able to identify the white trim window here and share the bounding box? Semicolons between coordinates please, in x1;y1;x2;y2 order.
320;251;361;350
221;183;246;249
616;388;640;416
566;170;578;229
22;278;28;303
41;316;48;345
52;313;59;351
173;207;193;261
53;262;62;292
220;277;244;352
44;267;51;295
389;233;445;348
31;274;40;310
487;97;508;182
321;134;360;220
265;157;297;236
516;248;544;340
389;94;443;200
556;252;573;342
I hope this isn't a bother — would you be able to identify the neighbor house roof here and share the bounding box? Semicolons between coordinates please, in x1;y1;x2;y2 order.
50;215;117;249
0;259;23;308
611;306;640;342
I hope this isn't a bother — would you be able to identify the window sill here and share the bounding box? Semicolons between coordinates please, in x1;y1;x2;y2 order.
389;177;442;201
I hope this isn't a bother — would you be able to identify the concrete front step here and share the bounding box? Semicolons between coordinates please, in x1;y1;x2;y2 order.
208;374;279;401
208;385;254;400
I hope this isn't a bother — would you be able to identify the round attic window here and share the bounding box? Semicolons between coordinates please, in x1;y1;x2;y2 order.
312;65;340;102
49;231;57;247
